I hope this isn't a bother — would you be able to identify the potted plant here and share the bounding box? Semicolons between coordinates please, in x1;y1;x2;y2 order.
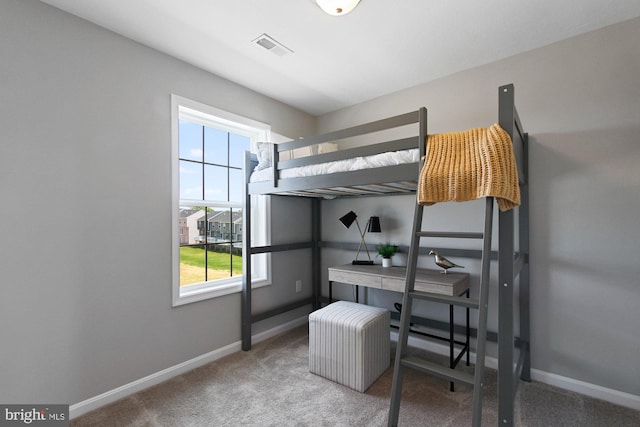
377;243;398;267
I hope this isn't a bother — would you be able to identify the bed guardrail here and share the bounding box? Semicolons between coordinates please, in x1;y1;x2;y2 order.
261;109;425;193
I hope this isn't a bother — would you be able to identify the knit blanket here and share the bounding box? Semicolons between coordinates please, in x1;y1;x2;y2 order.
417;123;520;212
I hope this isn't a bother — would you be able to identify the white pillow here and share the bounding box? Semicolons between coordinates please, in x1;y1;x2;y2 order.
318;143;338;154
254;142;273;171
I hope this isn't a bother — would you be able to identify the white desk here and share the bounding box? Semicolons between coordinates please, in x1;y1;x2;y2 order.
328;263;471;391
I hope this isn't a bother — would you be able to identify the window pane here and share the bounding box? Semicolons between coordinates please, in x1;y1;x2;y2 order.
219;209;232;242
204;127;228;166
207;208;225;243
229;168;243;203
207;243;231;281
231;247;243;277
229;133;250;168
179;121;202;161
179;245;206;286
178;208;206;245
180;160;202;200
204;165;228;201
232;208;243;243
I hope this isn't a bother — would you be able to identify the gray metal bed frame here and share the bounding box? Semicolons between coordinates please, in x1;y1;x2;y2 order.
241;84;529;426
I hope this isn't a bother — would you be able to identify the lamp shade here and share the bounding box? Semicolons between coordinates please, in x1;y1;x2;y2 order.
315;0;361;16
339;211;357;228
367;216;381;233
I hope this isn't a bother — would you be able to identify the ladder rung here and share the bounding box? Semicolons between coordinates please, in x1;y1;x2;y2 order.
409;291;480;309
416;231;484;239
400;356;475;385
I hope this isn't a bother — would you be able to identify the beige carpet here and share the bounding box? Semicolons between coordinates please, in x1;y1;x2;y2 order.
71;325;640;426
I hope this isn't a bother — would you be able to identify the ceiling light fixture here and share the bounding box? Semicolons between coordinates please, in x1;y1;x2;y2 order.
315;0;361;16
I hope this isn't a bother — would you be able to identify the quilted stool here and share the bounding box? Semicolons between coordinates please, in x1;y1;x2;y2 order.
309;301;390;392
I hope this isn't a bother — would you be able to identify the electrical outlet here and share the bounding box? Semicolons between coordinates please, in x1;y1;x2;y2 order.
295;280;302;293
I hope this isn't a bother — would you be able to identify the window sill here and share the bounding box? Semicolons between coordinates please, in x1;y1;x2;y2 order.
172;277;271;307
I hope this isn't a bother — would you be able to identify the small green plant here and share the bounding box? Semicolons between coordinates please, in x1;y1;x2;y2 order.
376;243;398;258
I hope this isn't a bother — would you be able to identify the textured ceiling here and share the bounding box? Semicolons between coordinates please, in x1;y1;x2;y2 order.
40;0;640;116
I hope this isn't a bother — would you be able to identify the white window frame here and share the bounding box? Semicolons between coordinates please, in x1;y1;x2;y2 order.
171;94;271;307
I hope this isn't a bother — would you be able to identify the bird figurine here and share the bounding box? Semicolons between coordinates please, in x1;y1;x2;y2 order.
429;250;464;274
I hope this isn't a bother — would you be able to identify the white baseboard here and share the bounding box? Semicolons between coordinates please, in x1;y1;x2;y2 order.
529;369;640;411
390;330;640;411
70;315;309;419
71;321;638;419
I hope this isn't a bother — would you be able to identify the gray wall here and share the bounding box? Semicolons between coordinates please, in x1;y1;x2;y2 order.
318;18;640;396
0;0;315;405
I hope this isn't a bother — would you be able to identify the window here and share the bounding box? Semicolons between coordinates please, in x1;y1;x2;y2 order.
171;95;271;306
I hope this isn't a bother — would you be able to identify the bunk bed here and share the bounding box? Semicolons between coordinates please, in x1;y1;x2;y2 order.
242;84;529;426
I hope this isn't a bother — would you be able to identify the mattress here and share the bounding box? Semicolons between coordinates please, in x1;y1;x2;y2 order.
249;148;419;183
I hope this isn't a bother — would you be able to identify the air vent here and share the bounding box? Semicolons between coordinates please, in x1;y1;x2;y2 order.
252;33;293;57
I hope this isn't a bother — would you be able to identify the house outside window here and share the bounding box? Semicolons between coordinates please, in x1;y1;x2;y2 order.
171;95;271;306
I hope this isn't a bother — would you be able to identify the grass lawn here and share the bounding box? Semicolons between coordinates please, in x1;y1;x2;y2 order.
180;246;242;286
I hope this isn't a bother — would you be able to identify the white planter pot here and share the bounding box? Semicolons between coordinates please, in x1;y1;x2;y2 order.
382;258;392;268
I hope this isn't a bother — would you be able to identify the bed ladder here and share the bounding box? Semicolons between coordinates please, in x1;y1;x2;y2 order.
388;196;494;427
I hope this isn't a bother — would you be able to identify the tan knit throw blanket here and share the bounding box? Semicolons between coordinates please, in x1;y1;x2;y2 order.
417;123;520;212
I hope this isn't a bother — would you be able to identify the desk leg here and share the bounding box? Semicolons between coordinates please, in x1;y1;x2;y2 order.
329;281;333;304
450;303;455;392
466;289;471;366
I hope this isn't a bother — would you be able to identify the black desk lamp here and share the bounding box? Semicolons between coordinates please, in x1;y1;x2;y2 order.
339;211;381;265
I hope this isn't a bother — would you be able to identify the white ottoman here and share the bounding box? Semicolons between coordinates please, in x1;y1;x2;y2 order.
309;301;390;392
